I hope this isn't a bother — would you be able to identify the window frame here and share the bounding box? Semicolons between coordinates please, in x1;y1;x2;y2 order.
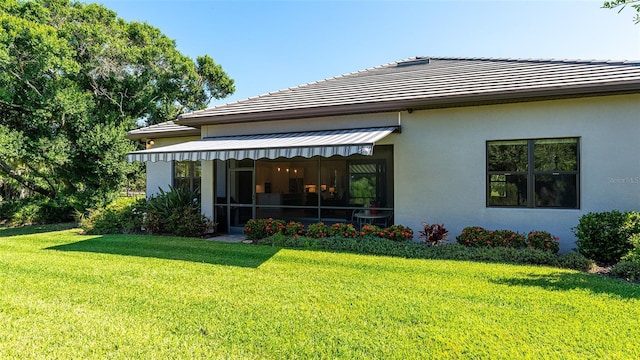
486;137;580;209
173;160;201;193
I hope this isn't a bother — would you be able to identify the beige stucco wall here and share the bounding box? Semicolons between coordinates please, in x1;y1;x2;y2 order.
201;112;400;137
392;94;640;252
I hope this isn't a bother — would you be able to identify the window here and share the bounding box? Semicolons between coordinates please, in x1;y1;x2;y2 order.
487;138;579;208
250;145;394;222
348;160;386;207
173;161;201;193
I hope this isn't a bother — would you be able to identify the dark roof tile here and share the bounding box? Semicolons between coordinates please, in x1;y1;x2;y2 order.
173;56;640;125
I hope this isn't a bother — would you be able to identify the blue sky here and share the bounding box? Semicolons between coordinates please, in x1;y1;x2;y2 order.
95;0;640;106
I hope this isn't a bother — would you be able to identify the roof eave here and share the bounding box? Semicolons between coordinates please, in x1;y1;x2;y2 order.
125;128;201;141
176;82;640;126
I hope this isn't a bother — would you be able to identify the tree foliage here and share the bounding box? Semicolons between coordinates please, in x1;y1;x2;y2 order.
603;0;640;23
0;0;234;214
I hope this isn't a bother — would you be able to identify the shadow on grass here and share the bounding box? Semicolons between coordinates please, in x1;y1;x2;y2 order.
46;235;279;268
0;223;77;237
492;272;640;300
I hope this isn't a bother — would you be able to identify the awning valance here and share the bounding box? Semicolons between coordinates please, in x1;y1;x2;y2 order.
126;127;397;162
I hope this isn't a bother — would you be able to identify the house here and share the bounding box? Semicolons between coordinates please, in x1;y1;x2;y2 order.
126;57;640;251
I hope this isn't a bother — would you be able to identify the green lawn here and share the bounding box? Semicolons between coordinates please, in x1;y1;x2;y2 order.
1;225;639;359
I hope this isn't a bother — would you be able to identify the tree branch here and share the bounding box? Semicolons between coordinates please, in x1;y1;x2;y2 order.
0;161;55;199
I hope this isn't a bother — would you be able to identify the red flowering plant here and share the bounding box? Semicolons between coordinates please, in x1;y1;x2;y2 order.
306;222;330;239
492;229;527;249
419;222;448;246
329;223;359;238
284;221;306;237
243;218;285;242
379;225;414;241
527;230;560;254
456;226;490;247
360;224;384;238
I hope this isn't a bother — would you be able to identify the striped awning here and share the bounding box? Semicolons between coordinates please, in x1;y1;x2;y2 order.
126;127;397;162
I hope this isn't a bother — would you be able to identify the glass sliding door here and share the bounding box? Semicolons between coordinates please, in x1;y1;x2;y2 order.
215;159;255;234
229;168;254;232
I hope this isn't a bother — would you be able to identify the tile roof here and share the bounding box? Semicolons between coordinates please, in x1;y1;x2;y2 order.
177;56;640;126
126;120;200;140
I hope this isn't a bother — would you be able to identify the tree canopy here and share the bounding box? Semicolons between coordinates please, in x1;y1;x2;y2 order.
0;0;234;214
603;0;640;23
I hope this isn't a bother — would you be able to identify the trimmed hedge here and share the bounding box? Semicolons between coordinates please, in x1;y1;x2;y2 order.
243;219;414;242
258;234;593;271
456;226;560;254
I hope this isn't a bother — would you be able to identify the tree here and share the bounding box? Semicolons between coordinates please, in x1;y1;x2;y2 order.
603;0;640;23
0;0;234;215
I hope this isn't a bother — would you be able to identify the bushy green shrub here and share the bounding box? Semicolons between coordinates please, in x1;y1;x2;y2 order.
526;231;560;254
457;227;527;248
243;218;286;241
458;226;559;253
328;223;358;238
80;197;146;234
610;233;640;281
622;233;640;262
379;224;414;241
306;222;329;238
258;235;590;271
359;224;383;237
492;229;527;248
557;252;594;272
145;186;211;237
610;259;640;281
284;221;305;237
0;196;74;225
6;201;40;225
573;210;640;263
456;226;489;247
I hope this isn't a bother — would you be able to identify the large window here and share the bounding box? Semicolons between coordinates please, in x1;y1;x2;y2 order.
251;146;393;222
487;138;579;208
173;161;201;192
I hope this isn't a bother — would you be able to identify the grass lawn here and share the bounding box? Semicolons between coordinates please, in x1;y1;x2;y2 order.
1;225;639;359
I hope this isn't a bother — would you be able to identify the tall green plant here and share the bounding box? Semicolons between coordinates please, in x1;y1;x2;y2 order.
145;186;210;237
573;210;640;263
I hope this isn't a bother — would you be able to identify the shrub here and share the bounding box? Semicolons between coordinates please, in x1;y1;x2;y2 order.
492;229;527;249
0;196;74;225
573;210;640;263
306;222;329;239
610;259;640;281
419;222;448;246
166;207;211;237
80;197;146;234
379;225;413;241
360;224;383;238
145;186;212;237
458;226;559;253
622;233;640;263
284;221;305;237
243;218;286;241
557;252;594;272
258;235;589;271
329;223;358;238
526;231;560;254
456;226;490;247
